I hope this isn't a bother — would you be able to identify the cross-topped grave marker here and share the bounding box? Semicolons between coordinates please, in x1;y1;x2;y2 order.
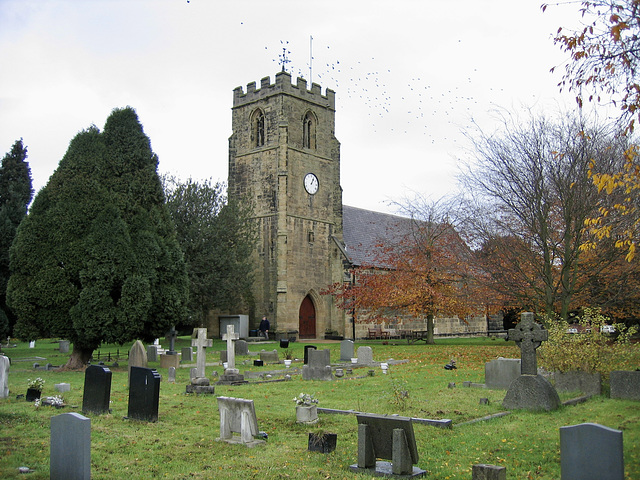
192;328;212;378
507;312;547;375
223;324;240;372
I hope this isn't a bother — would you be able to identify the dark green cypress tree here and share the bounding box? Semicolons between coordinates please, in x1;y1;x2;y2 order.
7;108;188;368
0;139;33;339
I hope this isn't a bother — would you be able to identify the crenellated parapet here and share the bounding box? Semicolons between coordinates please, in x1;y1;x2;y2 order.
233;71;335;110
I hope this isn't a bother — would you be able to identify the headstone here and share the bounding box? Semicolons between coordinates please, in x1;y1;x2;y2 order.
165;325;178;354
340;339;355;361
216;396;266;447
259;349;279;363
50;412;91;480
472;464;506;480
0;355;9;398
168;367;176;383
502;312;560;411
304;345;317;364
82;365;112;415
127;366;161;422
484;358;521;390
552;371;602;397
350;413;426;477
147;345;158;362
159;354;179;369
357;346;374;365
610;370;640;401
192;328;212;378
55;383;71;393
189;367;197;381
235;339;249;356
218;325;246;385
59;340;70;354
560;423;624;480
128;340;148;382
181;347;193;362
302;348;334;381
29;340;35;348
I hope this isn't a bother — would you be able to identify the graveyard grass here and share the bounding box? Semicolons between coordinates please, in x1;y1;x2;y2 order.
1;337;639;479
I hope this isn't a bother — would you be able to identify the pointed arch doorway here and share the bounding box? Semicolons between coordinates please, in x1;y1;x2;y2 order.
299;295;316;339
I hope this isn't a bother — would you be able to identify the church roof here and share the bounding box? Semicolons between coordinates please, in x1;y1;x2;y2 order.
342;205;412;267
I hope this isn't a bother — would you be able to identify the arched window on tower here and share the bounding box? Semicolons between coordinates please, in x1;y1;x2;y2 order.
251;109;265;147
302;111;316;149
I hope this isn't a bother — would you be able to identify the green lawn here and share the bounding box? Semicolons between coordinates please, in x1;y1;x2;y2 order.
0;337;638;479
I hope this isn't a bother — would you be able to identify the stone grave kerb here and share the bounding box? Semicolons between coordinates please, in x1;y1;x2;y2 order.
507;312;547;375
192;328;212;378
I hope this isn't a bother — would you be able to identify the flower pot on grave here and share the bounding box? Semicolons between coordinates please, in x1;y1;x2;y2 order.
26;388;41;402
296;405;318;424
284;359;292;368
308;432;337;453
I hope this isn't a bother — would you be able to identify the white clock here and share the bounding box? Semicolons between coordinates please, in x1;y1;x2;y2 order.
304;173;319;194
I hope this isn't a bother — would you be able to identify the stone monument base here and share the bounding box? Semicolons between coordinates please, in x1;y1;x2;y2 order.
349;461;426;478
502;374;560;411
217;369;247;385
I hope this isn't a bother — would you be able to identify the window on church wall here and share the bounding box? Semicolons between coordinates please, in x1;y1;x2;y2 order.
302;111;316;149
251;109;265;148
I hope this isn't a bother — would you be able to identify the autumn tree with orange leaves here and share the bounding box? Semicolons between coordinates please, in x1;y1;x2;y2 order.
324;200;482;344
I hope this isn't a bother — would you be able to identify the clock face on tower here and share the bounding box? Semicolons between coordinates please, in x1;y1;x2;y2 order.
304;173;319;195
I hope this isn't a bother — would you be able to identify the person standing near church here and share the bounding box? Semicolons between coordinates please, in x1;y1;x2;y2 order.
259;316;270;340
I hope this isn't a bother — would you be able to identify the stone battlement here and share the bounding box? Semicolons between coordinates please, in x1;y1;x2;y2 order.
233;71;335;109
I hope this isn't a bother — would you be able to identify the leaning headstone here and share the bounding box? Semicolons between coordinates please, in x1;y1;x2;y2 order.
304;345;317;364
192;328;212;378
50;412;91;480
0;355;9;398
484;358;521;390
502;312;560;411
350;413;426;477
356;346;374;365
147;345;158;362
59;340;70;354
610;370;640;401
552;371;602;397
259;349;279;364
181;347;193;362
560;423;624;480
302;349;334;381
128;340;148;381
82;365;112;415
340;339;355;362
216;396;266;447
127;366;161;422
472;464;506;480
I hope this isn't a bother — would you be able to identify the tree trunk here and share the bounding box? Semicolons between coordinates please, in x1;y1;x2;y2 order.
426;314;435;344
65;344;94;370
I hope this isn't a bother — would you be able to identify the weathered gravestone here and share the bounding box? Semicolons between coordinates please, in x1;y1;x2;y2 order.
181;347;193;362
502;312;560;411
350;413;426;478
340;339;355;362
218;324;246;384
216;396;266;447
552;371;602;397
259;349;279;364
357;346;374;366
302;348;333;381
0;355;9;398
484;357;521;390
127;366;161;422
304;345;317;364
147;345;158;362
235;339;249;356
560;423;624;480
192;328;212;378
55;383;71;393
472;464;506;480
610;370;640;401
128;340;148;382
59;340;70;353
50;412;91;480
168;366;176;383
159;353;180;369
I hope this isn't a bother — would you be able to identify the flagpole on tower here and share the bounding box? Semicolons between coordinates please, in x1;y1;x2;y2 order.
309;35;313;84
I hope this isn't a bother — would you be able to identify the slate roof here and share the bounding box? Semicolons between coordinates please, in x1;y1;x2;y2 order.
342;205;412;267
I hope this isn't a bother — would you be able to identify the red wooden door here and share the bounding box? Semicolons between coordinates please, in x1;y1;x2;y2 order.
299;295;316;339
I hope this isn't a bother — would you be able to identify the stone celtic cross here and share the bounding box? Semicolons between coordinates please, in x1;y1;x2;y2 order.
507;312;548;375
222;324;240;372
191;328;212;378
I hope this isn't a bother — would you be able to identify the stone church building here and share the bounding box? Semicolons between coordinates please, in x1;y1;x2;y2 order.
223;71;490;340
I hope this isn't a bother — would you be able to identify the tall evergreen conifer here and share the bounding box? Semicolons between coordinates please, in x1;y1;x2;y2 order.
7;108;188;368
0;139;33;339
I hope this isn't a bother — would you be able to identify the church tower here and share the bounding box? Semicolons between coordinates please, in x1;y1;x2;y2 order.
228;72;347;339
